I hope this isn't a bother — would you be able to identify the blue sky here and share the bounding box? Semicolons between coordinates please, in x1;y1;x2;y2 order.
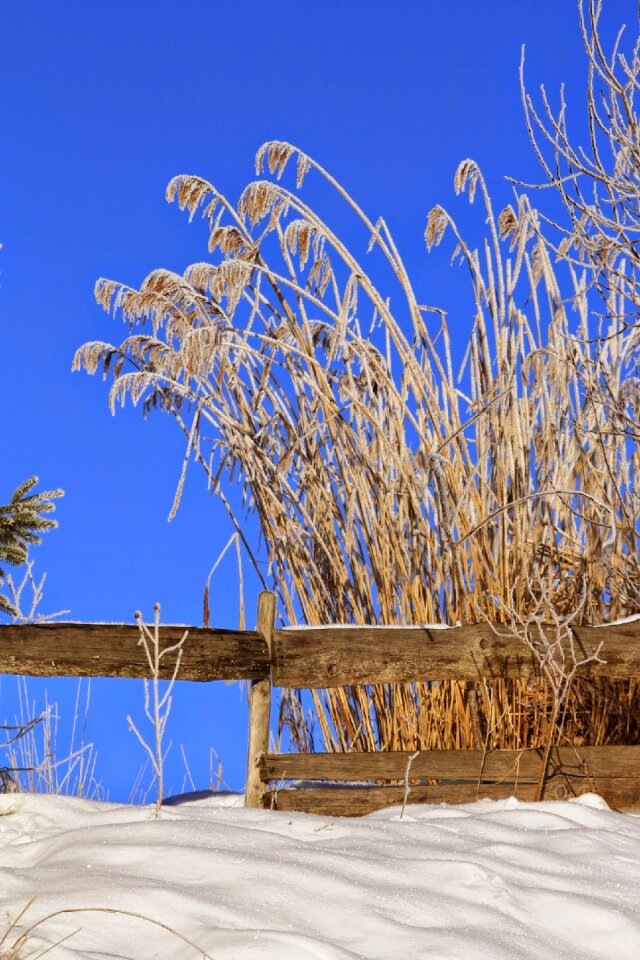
0;0;622;800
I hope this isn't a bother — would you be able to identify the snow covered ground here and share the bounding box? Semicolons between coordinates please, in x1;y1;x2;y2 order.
0;791;639;959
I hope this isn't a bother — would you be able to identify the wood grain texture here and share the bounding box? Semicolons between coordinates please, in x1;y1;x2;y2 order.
4;618;639;688
0;622;270;682
245;593;277;808
272;620;640;687
260;745;640;784
264;775;640;816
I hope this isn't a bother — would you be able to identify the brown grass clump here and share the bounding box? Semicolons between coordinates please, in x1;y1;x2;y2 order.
74;1;639;758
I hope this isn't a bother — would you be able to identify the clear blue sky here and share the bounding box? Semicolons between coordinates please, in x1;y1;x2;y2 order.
0;0;623;800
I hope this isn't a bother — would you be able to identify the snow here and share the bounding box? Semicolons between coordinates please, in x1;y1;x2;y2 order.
593;613;640;626
1;792;639;959
282;623;452;630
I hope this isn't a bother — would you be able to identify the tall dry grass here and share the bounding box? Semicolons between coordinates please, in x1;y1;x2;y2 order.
74;4;639;757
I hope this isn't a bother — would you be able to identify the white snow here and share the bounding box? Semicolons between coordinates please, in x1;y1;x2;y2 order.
282;623;452;630
593;613;640;626
1;792;639;959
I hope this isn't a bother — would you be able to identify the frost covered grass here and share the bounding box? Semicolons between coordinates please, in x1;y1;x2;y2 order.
1;676;101;801
0;791;639;959
74;0;640;763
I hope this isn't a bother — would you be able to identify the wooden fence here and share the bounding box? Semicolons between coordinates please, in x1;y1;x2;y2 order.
1;594;639;814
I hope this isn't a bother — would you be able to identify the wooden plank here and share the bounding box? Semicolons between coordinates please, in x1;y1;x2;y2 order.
245;593;277;808
260;745;640;784
264;776;640;816
272;620;640;687
539;776;640;807
0;622;270;682
264;783;537;815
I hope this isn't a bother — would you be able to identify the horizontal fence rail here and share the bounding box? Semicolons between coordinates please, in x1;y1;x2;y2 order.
0;622;270;682
260;778;640;816
259;745;640;815
2;615;639;686
272;620;640;687
259;744;640;782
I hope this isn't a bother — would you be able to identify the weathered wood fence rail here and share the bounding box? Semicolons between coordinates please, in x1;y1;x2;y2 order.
1;595;639;814
0;622;270;681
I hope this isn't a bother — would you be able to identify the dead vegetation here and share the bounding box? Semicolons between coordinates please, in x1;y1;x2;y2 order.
74;0;640;761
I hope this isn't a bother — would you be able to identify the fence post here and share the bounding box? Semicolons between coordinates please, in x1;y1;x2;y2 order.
245;591;276;808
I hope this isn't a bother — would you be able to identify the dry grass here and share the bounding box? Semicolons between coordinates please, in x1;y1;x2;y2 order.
74;2;639;759
0;899;218;960
2;676;102;799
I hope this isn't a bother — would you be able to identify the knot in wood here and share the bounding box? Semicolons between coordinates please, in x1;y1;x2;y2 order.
549;782;569;801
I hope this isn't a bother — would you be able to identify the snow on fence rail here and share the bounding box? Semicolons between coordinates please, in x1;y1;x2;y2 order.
1;593;640;815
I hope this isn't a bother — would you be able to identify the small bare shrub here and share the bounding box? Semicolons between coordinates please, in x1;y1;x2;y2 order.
127;605;188;816
486;576;607;799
